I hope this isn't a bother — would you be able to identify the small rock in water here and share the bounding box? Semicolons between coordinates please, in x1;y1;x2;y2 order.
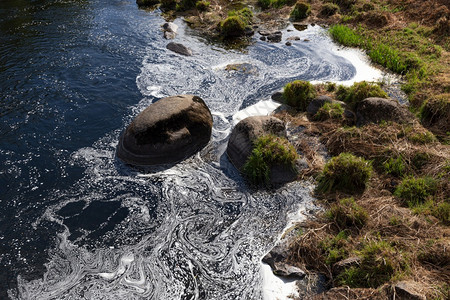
164;31;176;39
162;22;178;40
285;41;292;46
271;92;283;103
166;42;193;56
287;36;301;41
162;22;178;33
260;36;267;41
267;32;282;43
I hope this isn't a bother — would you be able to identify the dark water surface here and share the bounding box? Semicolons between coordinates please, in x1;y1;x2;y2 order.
0;0;358;299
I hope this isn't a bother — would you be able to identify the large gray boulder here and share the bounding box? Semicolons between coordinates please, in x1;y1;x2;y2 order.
117;95;212;166
356;97;413;126
226;116;286;170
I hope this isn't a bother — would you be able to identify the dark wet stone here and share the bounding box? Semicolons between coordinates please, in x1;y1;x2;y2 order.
287;36;301;41
260;36;267;41
306;95;333;116
273;263;306;279
285;41;292;46
117;95;212;166
271;92;283;103
166;42;193;56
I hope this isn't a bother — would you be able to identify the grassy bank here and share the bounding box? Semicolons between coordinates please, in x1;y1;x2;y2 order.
322;0;449;143
274;81;449;299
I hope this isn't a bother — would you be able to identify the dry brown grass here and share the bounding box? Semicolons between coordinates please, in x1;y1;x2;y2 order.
276;110;449;299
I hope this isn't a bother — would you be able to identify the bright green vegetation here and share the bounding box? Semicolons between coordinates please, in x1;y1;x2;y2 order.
290;2;311;20
382;156;406;177
328;18;448;143
282;80;317;110
325;197;368;229
220;8;253;38
337;239;408;288
335;81;388;109
258;0;295;9
317;153;372;193
242;134;298;185
314;102;344;121
394;176;438;207
320;2;340;16
319;231;349;265
195;0;210;11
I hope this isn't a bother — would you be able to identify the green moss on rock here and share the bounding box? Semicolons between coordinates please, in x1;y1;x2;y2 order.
283;80;317;110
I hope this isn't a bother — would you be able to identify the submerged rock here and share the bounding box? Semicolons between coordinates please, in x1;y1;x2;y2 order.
117;95;212;166
356;97;413;126
166;42;193;56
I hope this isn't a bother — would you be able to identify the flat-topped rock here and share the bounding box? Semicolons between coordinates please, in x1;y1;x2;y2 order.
356;97;414;126
117;95;212;166
166;42;192;56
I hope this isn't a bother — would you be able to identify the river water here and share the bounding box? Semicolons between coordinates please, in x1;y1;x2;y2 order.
0;0;383;299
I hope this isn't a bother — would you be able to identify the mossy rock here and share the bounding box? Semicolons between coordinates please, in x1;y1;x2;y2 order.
243;134;299;186
220;16;246;37
317;153;372;193
226;116;299;187
336;81;388;110
283;80;317;111
320;3;340;16
291;1;311;21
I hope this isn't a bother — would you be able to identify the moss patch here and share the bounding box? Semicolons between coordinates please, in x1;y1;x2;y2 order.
282;80;317;111
242;134;298;186
317;152;372;193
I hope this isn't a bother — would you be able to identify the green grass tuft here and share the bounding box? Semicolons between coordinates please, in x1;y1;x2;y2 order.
325;197;368;229
314;102;345;121
394;176;438;207
195;0;210;11
319;231;349;265
242;134;298;186
335;81;388;110
317;153;373;193
337;240;404;288
282;80;317;110
383;156;406;177
320;2;340;16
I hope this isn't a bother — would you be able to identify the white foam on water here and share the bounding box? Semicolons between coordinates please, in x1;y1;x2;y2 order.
13;16;389;300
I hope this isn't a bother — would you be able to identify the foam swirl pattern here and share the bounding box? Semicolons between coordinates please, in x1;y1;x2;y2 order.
0;0;381;299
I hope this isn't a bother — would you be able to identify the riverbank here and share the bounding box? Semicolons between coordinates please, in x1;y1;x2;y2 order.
150;0;450;298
